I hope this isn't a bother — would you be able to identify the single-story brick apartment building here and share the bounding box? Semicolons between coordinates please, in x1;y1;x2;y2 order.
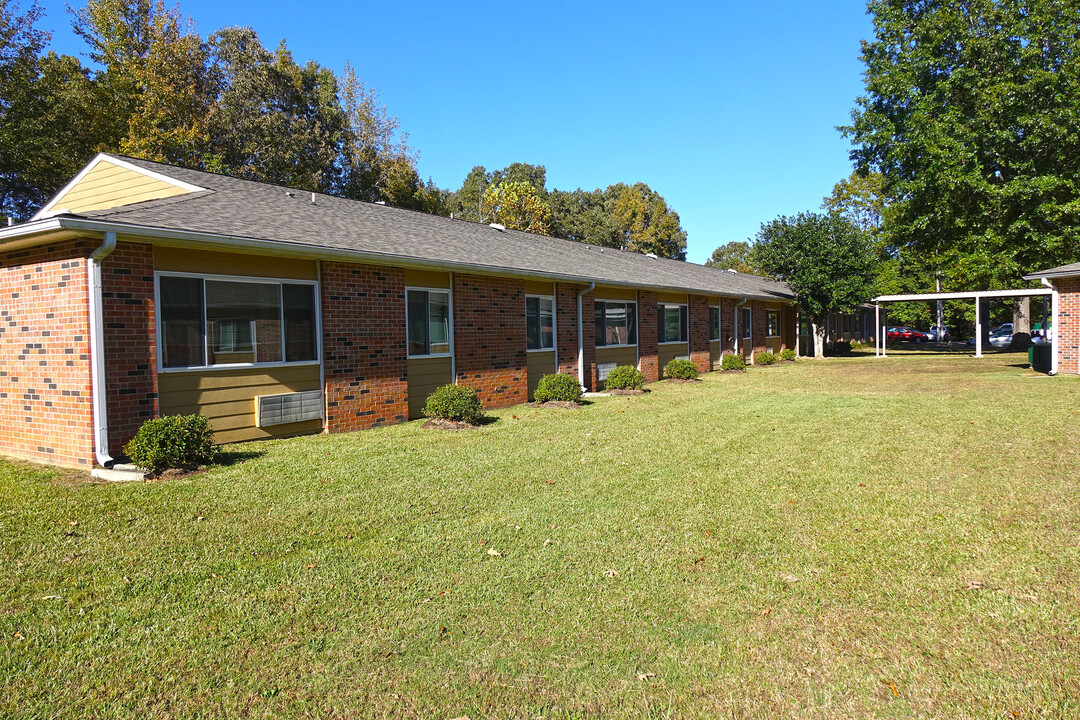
1025;262;1080;375
0;154;871;470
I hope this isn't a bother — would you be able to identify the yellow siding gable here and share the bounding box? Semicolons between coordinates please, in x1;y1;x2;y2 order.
48;159;193;214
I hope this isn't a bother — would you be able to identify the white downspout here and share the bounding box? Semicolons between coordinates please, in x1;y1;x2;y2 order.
88;231;117;467
577;282;595;391
733;297;748;356
1042;278;1059;375
875;303;880;358
449;272;457;383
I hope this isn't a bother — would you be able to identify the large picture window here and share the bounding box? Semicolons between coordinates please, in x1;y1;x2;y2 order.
526;295;554;350
766;309;780;337
659;304;688;343
407;288;451;356
741;307;752;339
159;274;318;370
709;306;720;341
594;300;637;347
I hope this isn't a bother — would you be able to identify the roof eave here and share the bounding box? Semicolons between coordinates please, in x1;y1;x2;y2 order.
14;216;792;302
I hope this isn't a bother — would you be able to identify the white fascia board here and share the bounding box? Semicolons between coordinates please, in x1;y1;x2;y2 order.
31;153;206;221
874;288;1052;302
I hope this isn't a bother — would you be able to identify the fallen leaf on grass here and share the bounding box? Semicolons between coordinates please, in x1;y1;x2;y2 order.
13;632;24;639
636;672;655;681
487;548;502;557
779;573;800;584
604;569;619;577
965;580;986;591
761;607;771;616
887;681;899;697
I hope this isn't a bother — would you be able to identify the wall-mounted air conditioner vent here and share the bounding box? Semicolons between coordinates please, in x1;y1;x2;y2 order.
596;362;617;381
255;390;323;427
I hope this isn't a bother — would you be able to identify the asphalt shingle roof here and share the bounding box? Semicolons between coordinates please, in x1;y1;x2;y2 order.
73;155;793;301
1024;261;1080;279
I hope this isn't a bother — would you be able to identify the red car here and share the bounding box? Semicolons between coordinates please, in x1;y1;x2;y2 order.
887;326;926;342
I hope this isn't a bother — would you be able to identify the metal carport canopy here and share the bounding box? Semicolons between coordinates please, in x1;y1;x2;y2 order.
871;287;1052;359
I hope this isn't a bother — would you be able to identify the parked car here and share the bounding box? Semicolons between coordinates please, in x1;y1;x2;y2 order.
926;325;949;341
988;328;1014;348
990;323;1014;336
887;326;925;343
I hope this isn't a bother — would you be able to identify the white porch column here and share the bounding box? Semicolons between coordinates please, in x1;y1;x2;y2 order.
975;296;983;358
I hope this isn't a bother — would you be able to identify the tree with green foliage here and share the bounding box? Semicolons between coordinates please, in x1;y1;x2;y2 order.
549;188;620;247
750;212;876;358
705;240;758;274
844;0;1080;290
483;180;552;234
205;27;345;192
609;182;687;259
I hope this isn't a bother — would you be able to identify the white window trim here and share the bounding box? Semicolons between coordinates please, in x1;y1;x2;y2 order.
741;307;753;340
658;302;689;345
766;309;781;338
525;293;556;353
406;285;454;360
155;270;321;374
595;298;638;348
709;305;721;342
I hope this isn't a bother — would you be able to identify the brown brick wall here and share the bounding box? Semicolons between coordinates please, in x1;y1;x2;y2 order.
1056;277;1080;374
751;301;767;361
453;274;528;408
719;297;736;355
321;262;408;431
0;240;95;467
637;290;658;381
102;242;158;453
555;283;581;378
689;294;711;373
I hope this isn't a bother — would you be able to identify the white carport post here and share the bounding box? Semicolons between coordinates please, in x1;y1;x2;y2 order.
974;296;983;358
875;303;880;357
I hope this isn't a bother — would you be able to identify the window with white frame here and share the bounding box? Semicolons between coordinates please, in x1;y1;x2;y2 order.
407;288;451;357
741;307;752;339
158;274;318;370
526;295;554;350
658;303;688;343
709;306;720;341
594;300;637;347
766;309;780;337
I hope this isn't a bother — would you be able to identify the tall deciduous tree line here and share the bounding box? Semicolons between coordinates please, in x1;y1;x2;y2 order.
0;0;688;259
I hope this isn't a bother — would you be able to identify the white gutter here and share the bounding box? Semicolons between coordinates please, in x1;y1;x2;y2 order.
1041;278;1059;375
577;282;595;390
733;297;748;356
88;231;117;467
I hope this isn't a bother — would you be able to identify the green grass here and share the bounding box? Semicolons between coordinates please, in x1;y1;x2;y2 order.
2;350;1079;718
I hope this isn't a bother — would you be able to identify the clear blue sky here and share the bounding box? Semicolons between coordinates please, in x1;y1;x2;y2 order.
34;0;874;264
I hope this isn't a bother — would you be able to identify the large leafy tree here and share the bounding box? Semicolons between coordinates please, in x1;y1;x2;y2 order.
549;188;621;247
750;212;876;358
483;180;552;234
845;0;1080;290
705;240;758;274
609;182;687;259
205;27;345;192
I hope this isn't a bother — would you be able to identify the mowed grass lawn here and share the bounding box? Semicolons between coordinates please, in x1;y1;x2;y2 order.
2;350;1079;719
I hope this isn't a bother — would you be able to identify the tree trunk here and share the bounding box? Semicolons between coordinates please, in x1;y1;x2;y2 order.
1012;297;1031;347
812;321;826;358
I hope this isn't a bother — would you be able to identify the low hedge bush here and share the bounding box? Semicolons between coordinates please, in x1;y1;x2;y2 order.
756;351;778;366
664;358;700;380
424;384;484;424
720;353;746;371
605;365;645;390
780;348;797;362
534;373;583;403
124;414;215;473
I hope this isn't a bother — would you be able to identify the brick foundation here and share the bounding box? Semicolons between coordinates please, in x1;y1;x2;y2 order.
0;240;95;467
321;262;408;431
453;274;527;408
102;242;158;453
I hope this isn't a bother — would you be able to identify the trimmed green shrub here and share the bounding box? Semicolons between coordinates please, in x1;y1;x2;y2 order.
424;384;484;424
124;414;215;473
780;348;797;362
605;365;645;390
664;358;700;380
534;373;584;403
756;351;778;365
720;353;747;371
